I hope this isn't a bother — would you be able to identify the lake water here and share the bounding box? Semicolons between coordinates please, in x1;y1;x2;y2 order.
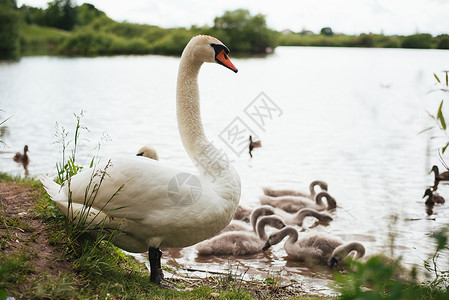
1;46;449;295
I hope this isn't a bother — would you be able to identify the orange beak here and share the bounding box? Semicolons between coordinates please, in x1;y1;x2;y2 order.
216;50;238;73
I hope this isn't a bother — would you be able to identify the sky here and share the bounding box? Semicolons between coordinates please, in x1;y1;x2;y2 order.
17;0;449;36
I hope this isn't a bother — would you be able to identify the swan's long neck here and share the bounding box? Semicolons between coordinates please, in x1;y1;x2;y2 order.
250;207;274;232
177;53;206;160
337;242;366;259
294;208;320;226
309;181;317;197
315;193;325;206
281;227;298;245
176;45;240;202
256;216;273;240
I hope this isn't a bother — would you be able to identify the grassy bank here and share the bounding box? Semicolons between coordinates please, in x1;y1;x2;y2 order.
2;172;449;299
0;173;325;299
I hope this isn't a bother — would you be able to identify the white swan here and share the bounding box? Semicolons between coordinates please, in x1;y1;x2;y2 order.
136;146;159;160
259;191;337;213
262;226;347;266
262;180;328;198
196;215;285;256
40;35;241;284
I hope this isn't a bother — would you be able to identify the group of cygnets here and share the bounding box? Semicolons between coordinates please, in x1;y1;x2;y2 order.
195;180;367;270
136;146;365;269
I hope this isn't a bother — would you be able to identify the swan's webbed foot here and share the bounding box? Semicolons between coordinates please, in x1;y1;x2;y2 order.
149;247;164;284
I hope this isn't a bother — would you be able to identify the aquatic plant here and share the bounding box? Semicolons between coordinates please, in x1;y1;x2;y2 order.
424;71;449;154
333;215;449;299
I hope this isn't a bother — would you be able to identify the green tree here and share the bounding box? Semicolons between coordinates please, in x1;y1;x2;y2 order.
19;5;46;26
76;3;105;26
211;9;277;53
320;27;333;36
354;33;374;47
0;0;20;59
44;0;77;30
401;33;432;49
436;34;449;50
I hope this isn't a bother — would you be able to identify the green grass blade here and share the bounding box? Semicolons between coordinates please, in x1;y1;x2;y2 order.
437;100;446;130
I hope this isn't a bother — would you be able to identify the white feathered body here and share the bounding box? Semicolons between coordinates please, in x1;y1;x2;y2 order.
41;155;240;252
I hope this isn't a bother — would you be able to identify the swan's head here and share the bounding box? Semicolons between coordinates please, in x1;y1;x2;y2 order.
258;215;286;230
187;35;238;73
319;212;333;223
262;226;297;251
315;191;337;209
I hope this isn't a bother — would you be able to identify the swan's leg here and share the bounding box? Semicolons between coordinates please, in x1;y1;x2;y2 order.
156;248;164;280
148;247;163;284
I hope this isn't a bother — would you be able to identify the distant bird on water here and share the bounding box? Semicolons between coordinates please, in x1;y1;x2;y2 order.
423;188;445;205
136;146;159;160
430;165;449;189
13;145;29;175
249;135;261;158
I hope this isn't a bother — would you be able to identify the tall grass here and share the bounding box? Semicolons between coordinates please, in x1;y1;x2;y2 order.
51;111;125;260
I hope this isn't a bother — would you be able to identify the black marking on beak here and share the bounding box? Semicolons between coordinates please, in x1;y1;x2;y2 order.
262;241;271;251
328;257;337;268
136;152;144;156
210;43;230;55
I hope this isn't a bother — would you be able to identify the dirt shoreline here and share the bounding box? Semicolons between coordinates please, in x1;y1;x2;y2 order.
0;181;317;299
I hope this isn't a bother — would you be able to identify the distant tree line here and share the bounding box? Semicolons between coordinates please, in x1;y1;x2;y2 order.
0;0;448;59
281;28;449;50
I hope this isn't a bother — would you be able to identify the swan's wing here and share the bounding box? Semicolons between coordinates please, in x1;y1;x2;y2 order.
67;156;202;220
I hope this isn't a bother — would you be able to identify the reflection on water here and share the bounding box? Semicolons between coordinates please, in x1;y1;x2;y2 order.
1;47;449;295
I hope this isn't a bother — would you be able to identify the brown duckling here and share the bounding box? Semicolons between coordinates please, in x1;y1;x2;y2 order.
13;145;29;169
249;135;261;158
